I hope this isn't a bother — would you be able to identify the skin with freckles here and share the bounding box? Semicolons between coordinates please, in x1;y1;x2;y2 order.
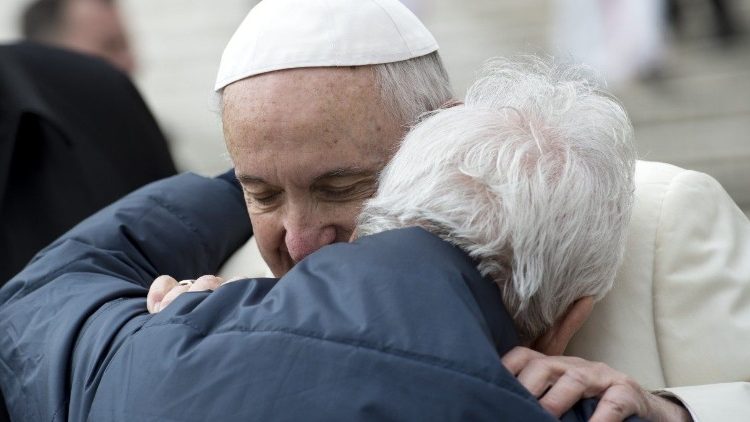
222;66;405;277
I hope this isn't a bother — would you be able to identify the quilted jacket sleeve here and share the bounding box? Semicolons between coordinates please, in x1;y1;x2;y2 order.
0;173;250;421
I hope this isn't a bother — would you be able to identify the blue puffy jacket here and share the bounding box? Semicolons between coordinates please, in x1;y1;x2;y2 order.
0;173;641;421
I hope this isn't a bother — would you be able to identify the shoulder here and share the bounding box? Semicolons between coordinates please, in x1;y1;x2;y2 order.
568;161;750;388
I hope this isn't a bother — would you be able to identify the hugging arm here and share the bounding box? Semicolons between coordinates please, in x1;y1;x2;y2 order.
0;172;250;421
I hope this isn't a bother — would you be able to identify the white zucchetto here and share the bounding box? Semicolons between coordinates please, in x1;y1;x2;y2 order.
214;0;439;92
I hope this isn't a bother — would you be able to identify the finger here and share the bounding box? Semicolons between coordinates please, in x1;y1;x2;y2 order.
589;384;642;422
501;346;545;375
516;358;565;398
147;275;177;313
189;275;223;292
539;369;597;417
157;283;192;312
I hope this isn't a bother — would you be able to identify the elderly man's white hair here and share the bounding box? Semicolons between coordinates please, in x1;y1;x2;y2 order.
357;57;636;342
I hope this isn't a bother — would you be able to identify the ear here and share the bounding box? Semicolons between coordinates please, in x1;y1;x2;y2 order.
441;99;464;109
531;296;594;356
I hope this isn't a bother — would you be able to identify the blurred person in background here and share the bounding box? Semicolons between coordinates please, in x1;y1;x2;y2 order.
0;42;176;286
20;0;136;75
552;0;667;83
668;0;745;45
1;1;175;289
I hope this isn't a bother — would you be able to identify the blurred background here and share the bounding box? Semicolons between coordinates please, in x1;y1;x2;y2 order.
1;0;748;214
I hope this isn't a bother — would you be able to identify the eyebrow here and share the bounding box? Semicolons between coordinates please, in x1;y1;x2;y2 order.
312;167;374;183
236;174;267;185
236;167;375;186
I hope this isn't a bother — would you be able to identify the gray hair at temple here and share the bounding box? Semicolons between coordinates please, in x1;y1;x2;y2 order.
373;51;453;125
357;56;636;342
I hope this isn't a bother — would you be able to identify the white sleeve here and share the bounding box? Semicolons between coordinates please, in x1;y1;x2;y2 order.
661;382;750;422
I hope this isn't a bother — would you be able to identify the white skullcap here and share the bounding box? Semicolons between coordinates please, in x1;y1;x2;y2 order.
213;0;439;92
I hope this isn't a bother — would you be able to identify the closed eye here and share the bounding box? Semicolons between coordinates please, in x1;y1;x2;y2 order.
243;187;283;211
316;180;376;202
252;192;281;205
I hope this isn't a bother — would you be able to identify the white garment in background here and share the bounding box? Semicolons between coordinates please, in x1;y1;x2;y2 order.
552;0;666;83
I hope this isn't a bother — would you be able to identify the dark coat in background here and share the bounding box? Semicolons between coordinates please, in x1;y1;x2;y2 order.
0;42;176;285
0;172;642;421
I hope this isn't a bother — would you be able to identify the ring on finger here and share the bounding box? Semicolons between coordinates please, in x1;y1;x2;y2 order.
178;280;194;287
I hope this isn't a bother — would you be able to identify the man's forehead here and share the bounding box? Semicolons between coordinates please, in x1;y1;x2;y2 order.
222;66;378;112
223;67;401;149
222;66;404;188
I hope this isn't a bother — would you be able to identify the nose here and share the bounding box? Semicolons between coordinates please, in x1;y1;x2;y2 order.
284;224;337;263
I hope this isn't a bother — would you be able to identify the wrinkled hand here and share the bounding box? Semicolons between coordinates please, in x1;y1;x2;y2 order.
502;347;692;422
147;275;227;313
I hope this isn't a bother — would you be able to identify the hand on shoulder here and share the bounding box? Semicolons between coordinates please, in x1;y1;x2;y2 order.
146;274;242;313
502;347;693;422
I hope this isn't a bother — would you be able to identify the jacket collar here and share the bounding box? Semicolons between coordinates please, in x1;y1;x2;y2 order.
454;246;521;356
387;227;521;356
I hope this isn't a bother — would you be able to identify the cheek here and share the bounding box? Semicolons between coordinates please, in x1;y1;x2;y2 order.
249;214;283;259
325;202;365;236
